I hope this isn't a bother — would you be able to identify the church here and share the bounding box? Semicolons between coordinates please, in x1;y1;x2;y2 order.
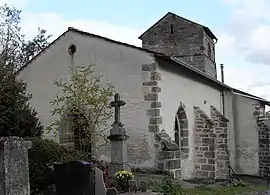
17;12;270;180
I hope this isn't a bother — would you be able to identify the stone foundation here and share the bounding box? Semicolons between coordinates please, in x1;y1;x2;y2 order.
194;106;215;179
211;106;229;179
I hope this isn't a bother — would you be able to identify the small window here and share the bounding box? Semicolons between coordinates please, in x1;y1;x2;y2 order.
68;44;77;55
213;46;215;60
170;24;174;34
207;43;211;58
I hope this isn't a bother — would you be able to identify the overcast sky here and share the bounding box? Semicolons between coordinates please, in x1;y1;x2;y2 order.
4;0;270;100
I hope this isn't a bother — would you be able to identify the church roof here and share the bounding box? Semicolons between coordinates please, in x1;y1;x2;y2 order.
16;27;162;73
138;12;217;41
17;27;269;105
167;57;270;105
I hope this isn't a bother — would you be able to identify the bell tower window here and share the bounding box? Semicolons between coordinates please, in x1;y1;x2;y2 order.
207;43;212;59
170;24;174;34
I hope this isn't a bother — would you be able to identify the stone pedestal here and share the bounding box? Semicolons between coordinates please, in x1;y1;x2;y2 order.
108;122;130;177
0;137;32;195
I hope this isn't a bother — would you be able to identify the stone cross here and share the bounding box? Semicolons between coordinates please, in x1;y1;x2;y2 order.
110;93;126;124
107;93;130;177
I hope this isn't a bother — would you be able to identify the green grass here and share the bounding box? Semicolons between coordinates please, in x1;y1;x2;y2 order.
149;177;268;195
183;185;268;195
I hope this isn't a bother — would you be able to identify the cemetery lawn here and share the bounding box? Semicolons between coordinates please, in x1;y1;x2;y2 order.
182;185;268;195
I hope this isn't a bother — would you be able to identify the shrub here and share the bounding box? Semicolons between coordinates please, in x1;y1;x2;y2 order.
28;137;115;193
150;176;186;195
27;138;63;194
28;138;112;193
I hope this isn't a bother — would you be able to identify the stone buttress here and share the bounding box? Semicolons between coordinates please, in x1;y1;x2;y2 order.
141;61;181;179
194;106;229;179
254;101;270;177
210;106;229;179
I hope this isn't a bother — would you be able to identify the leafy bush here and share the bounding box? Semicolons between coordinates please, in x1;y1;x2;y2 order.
150;176;186;195
28;138;63;194
28;138;113;194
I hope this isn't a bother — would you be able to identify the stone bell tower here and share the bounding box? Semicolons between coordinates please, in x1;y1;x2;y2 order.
139;12;218;79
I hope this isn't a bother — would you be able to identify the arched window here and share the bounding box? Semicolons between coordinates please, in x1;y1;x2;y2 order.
174;102;189;157
174;117;179;146
69;107;91;154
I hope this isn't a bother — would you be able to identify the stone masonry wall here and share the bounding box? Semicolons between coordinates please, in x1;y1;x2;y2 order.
141;61;162;134
194;106;215;179
204;57;217;79
252;101;270;177
257;116;270;177
210;106;229;179
141;61;181;179
155;130;182;179
0;137;32;195
141;14;203;58
140;13;217;79
203;32;217;78
141;61;163;166
156;149;182;179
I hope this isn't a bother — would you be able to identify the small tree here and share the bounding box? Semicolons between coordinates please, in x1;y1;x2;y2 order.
48;64;114;157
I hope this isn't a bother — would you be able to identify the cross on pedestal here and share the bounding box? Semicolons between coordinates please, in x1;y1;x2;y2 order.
110;93;126;125
107;93;129;177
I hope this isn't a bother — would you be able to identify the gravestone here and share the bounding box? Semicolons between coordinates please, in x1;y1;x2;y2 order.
107;93;130;177
54;160;118;195
95;167;107;195
95;167;118;195
0;137;32;195
54;161;95;195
